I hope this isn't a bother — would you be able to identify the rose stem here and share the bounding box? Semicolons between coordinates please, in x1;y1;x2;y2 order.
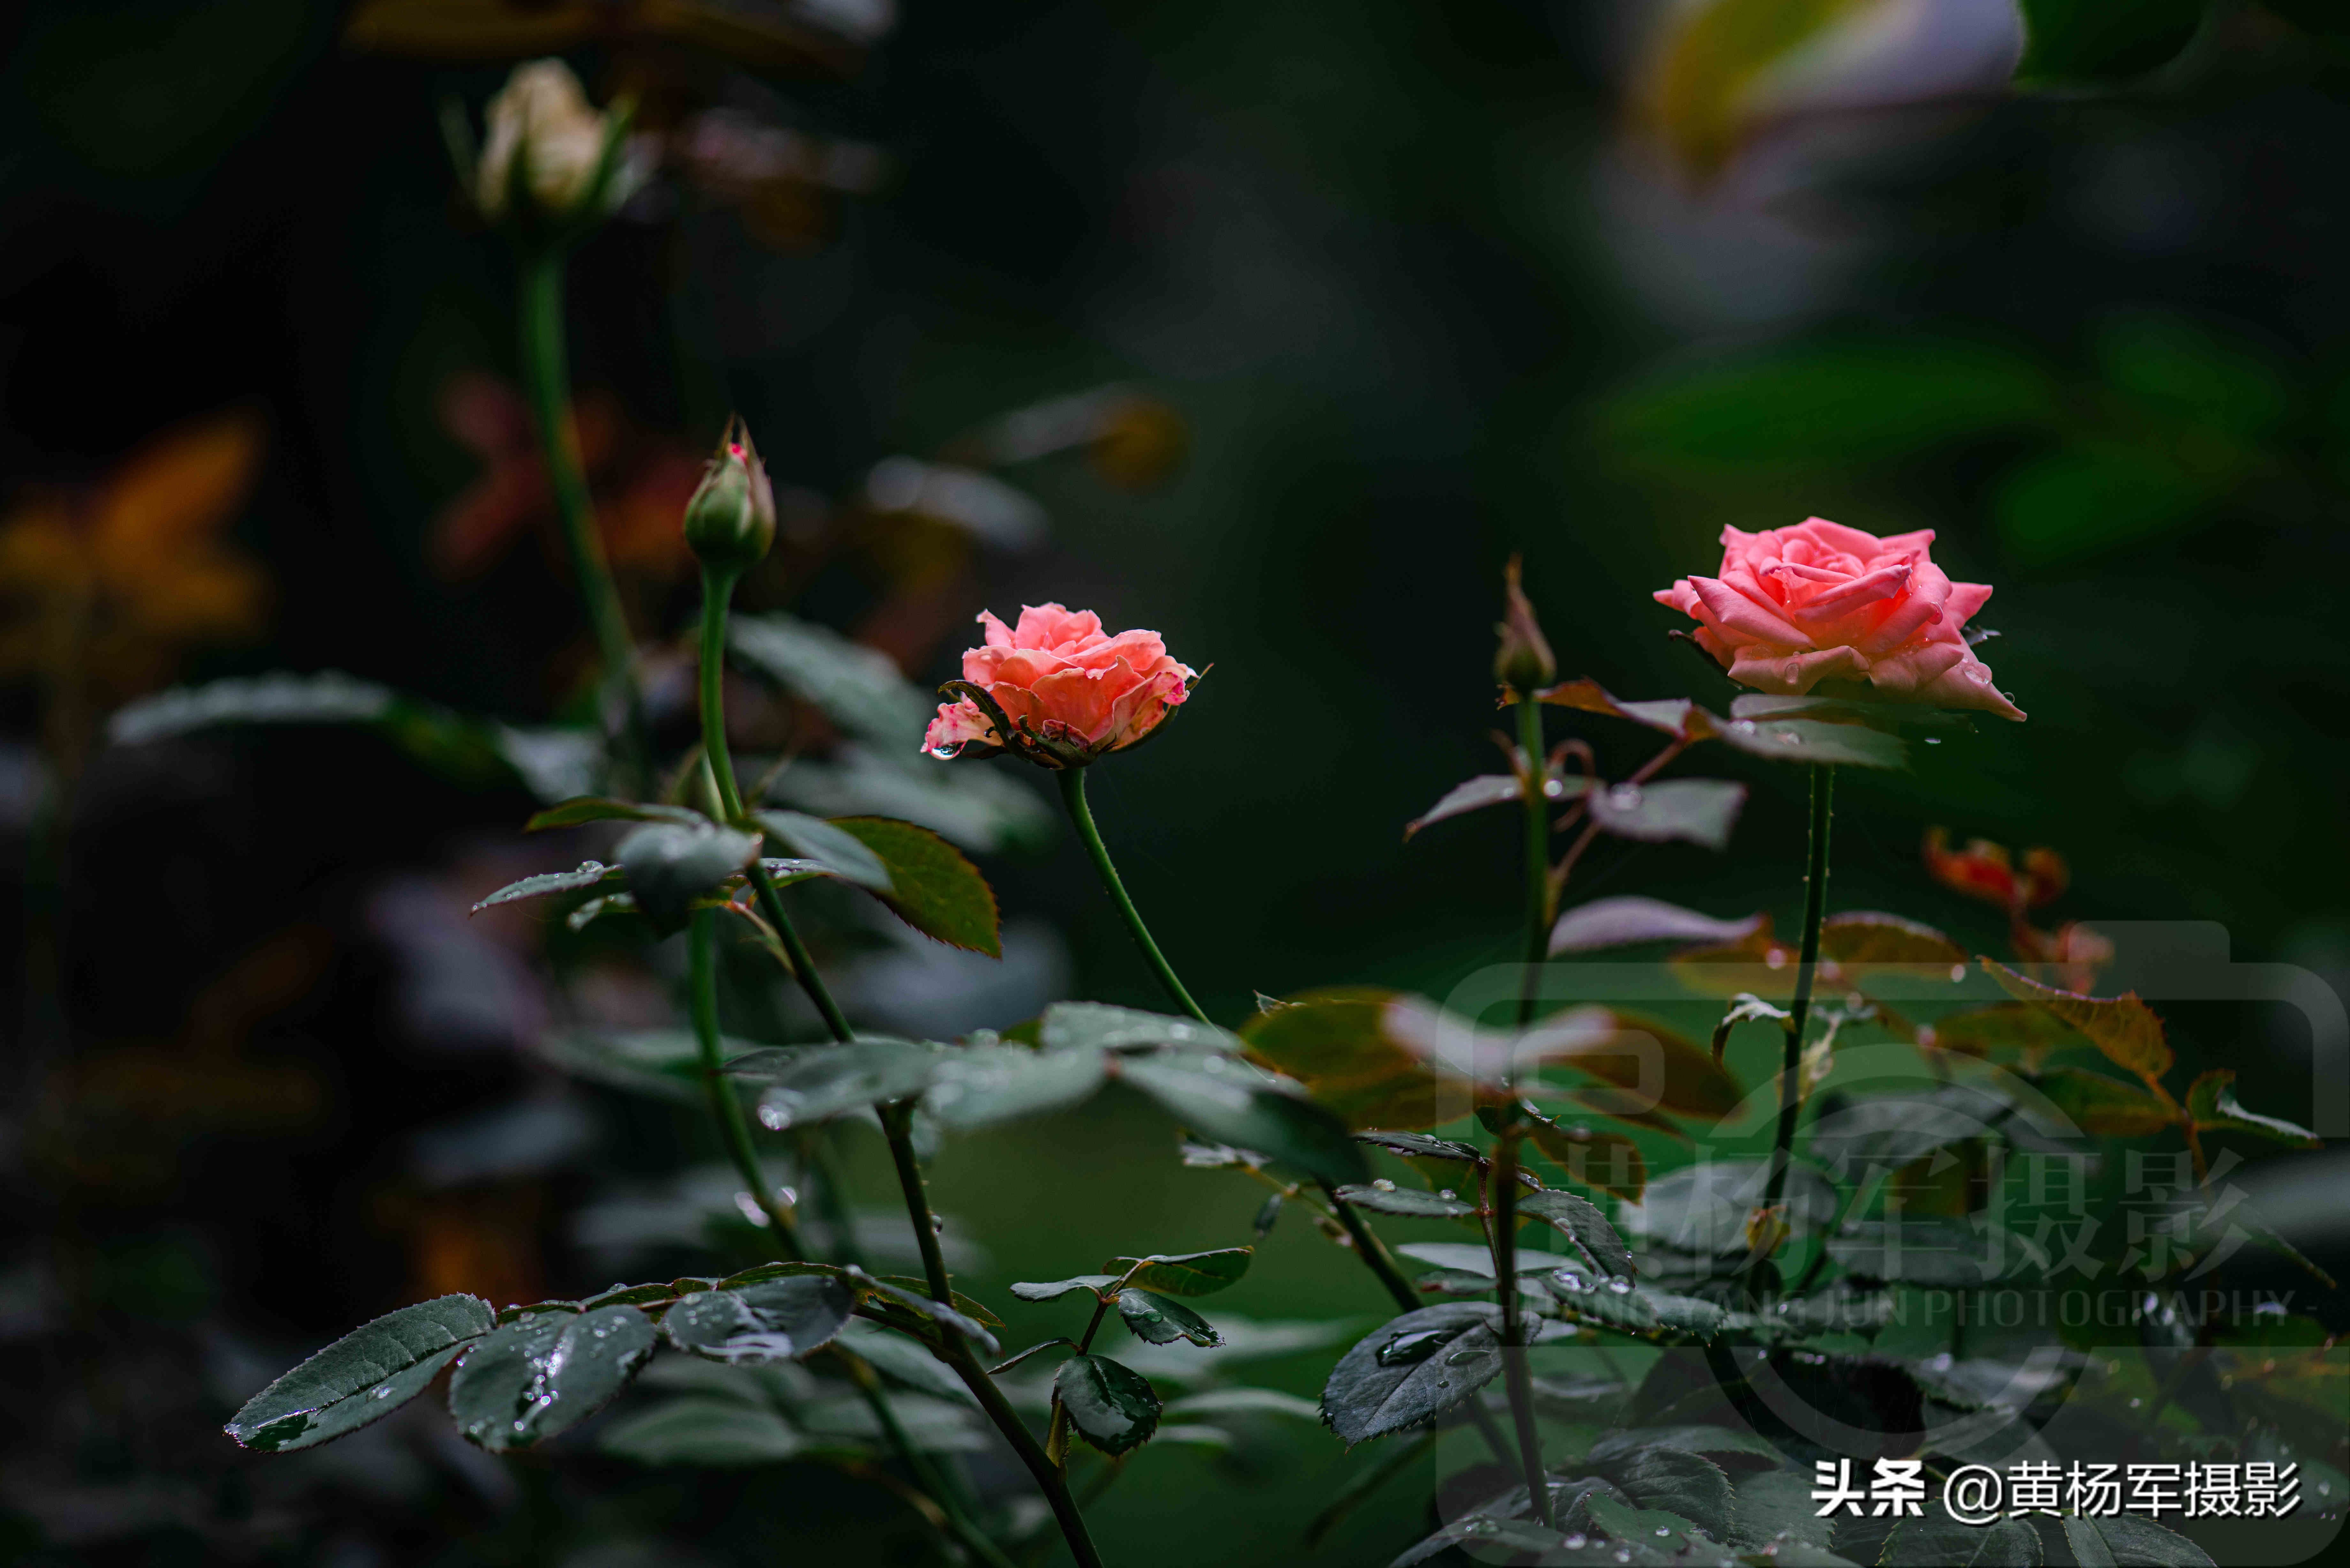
1057;766;1206;1024
1056;756;1516;1471
687;907;803;1247
1489;688;1551;1520
516;246;648;788
698;568;1101;1568
1751;761;1836;1279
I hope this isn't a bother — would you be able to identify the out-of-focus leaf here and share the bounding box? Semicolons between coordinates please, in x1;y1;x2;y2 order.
1239;991;1476;1130
1394;1242;1573;1277
1587;778;1747;851
764;742;1054;855
1619;1161;1837;1254
747;1039;938;1130
1333;1183;1478;1220
615;820;760;933
598;1397;806;1466
1920;1004;2085;1063
828;817;1000;957
1545;1274;1731;1343
1103;1249;1252;1298
1716;716;1907;769
1307;1431;1438;1546
1054;1353;1161;1455
836;1319;974;1404
1116;1058;1368;1186
1520;1189;1636;1279
752;810;891;892
470;861;618;913
1830;1218;2046;1286
225;1295;495;1452
1405;773;1522;839
2017;0;2208;84
2185;1069;2320;1148
1984;959;2173;1080
921;1045;1107;1131
532;1029;707;1102
727;612;935;744
1600;337;2059;473
2030;1067;2174;1137
1519;1107;1649;1202
1009;1276;1119;1303
662;1277;857;1363
448;1305;656;1451
1550;896;1763;955
1522;1008;1745;1121
1320;1304;1502;1446
1817;912;1967;975
864;456;1048;547
1807;1083;2012;1174
528;797;705;831
1041;1002;1240;1055
1115;1289;1220;1347
1531;678;1717;740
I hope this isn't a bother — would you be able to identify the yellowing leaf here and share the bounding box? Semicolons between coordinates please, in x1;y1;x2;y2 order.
1983;958;2173;1080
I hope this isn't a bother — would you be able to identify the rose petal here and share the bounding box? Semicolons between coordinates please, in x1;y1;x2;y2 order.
1793;562;1910;620
1691;575;1815;649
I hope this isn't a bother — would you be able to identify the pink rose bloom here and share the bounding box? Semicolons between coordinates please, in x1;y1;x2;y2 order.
923;603;1198;765
1654;517;2024;720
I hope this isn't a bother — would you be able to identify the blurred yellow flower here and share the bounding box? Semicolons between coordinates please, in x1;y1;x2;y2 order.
0;408;269;714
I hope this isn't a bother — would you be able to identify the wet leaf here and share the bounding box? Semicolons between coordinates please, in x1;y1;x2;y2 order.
1817;912;1967;975
1587;778;1747;850
1582;1493;1725;1558
2072;1512;2214;1566
448;1305;656;1451
1008;1275;1118;1303
752;810;892;892
662;1276;856;1363
1333;1183;1479;1219
1394;1242;1570;1277
1355;1130;1482;1163
1239;990;1471;1130
746;1039;938;1130
1040;1002;1240;1055
765;742;1054;855
1544;1275;1730;1342
1587;1424;1782;1468
1716;717;1907;769
828;817;1000;956
1117;1057;1368;1186
616;820;760;933
1619;1161;1837;1255
1983;959;2173;1080
1550;896;1764;955
1054;1353;1161;1455
225;1294;495;1452
471;861;617;913
921;1044;1107;1130
2186;1069;2320;1148
1524;1009;1743;1122
835;1320;974;1403
2031;1067;2175;1137
1320;1304;1503;1446
1532;678;1717;740
851;1270;1001;1357
1519;1189;1636;1279
1518;1108;1649;1202
1734;1466;1838;1551
1104;1248;1252;1298
1115;1288;1221;1347
1595;1445;1738;1540
1404;773;1591;839
1882;1508;2042;1566
530;1029;706;1102
1806;1083;2014;1175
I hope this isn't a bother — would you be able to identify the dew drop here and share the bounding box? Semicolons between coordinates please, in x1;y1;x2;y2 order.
1765;947;1789;970
1444;1349;1483;1366
1948;963;1967;983
1924;736;1942;745
1438;1189;1457;1201
1606;1277;1634;1295
1555;1270;1587;1293
1565;1535;1587;1550
1372;1178;1396;1192
1656;1527;1673;1537
734;1191;772;1227
927;743;965;760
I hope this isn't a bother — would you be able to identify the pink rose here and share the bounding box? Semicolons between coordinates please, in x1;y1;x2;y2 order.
923;603;1199;766
1653;517;2024;720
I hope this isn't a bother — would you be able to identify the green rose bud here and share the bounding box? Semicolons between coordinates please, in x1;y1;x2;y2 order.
683;419;777;571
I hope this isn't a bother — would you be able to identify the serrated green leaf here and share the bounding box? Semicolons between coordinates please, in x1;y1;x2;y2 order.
752;810;892;892
471;862;617;913
921;1045;1108;1131
1117;1057;1368;1186
615;820;759;933
828;817;1000;957
1923;1004;2087;1061
2186;1069;2320;1148
1104;1249;1252;1298
661;1277;856;1363
447;1305;656;1451
1333;1183;1479;1219
2032;1066;2175;1136
1545;1275;1730;1342
1321;1304;1503;1446
1009;1276;1118;1303
1054;1353;1161;1455
852;1270;1001;1357
1984;959;2173;1080
224;1294;494;1452
1733;1466;1838;1551
1520;1188;1636;1280
727;612;936;743
747;1039;939;1130
1882;1509;2041;1566
1355;1130;1482;1163
580;1283;681;1310
2078;1512;2213;1566
1115;1288;1221;1347
1582;1494;1727;1558
1594;1445;1738;1541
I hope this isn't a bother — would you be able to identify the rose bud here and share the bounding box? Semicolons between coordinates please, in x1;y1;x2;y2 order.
1493;554;1556;692
924;604;1199;769
1654;517;2024;720
682;420;777;571
475;59;642;227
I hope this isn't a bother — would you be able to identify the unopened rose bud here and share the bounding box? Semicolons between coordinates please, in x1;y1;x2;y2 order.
1494;554;1555;692
476;60;638;225
1743;1204;1790;1259
683;420;777;571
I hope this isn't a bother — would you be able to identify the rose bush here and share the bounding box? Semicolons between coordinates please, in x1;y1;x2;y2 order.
1653;515;2025;719
923;603;1197;767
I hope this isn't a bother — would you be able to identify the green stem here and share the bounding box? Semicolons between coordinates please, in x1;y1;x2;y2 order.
517;246;647;784
1058;767;1206;1025
842;1350;1017;1568
1514;694;1549;1028
1488;1130;1549;1524
1753;763;1835;1272
689;908;802;1250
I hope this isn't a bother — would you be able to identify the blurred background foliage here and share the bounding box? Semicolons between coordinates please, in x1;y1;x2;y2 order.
4;1;2350;1564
